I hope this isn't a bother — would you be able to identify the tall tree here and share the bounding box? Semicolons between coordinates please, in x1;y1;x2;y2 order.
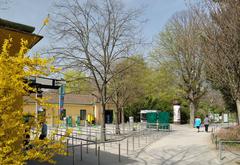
64;69;93;94
155;9;206;125
50;0;143;140
109;56;148;134
200;0;240;124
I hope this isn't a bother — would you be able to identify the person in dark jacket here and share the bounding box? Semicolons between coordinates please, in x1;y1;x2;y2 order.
204;115;210;132
39;122;47;140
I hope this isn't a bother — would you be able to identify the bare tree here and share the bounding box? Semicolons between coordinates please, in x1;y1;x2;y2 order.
200;0;240;124
156;9;206;125
0;0;11;10
49;0;143;140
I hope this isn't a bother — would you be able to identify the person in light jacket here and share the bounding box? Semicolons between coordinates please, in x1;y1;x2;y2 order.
194;116;201;133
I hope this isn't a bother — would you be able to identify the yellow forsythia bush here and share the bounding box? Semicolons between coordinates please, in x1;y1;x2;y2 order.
0;38;66;164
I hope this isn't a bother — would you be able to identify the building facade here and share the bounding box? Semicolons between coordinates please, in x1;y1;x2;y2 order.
23;92;116;126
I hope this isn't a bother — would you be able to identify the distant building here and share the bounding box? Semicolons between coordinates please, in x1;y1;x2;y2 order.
23;92;115;126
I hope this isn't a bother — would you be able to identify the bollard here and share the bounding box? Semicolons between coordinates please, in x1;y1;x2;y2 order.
127;138;129;155
80;141;82;161
95;137;97;156
118;143;121;162
97;146;100;165
146;134;147;144
103;142;105;151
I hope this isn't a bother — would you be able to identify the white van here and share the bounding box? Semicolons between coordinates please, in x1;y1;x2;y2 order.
140;110;160;123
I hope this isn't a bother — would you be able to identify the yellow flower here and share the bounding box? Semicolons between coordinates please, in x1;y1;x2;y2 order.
43;14;50;25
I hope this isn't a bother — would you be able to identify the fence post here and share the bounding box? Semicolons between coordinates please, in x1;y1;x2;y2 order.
138;132;140;147
80;141;82;161
118;142;121;162
72;135;74;146
215;136;218;149
86;137;89;153
127;138;129;155
219;141;222;160
72;144;75;165
132;135;134;151
67;139;69;156
90;126;92;139
110;134;112;147
95;137;97;156
98;146;100;165
72;134;75;165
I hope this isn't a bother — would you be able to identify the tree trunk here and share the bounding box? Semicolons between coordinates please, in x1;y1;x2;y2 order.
189;101;196;127
121;107;125;133
115;109;120;134
100;102;106;141
235;99;240;125
101;82;107;141
121;107;124;124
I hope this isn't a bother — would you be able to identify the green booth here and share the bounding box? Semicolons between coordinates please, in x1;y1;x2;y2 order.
158;112;170;130
146;111;170;131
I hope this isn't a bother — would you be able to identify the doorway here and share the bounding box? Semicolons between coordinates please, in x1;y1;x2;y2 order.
105;110;113;124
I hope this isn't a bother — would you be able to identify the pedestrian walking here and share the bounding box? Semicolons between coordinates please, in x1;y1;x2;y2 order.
194;116;201;133
39;122;47;140
204;115;210;132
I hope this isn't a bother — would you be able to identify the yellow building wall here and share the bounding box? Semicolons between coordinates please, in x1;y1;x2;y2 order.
23;102;116;126
95;103;116;124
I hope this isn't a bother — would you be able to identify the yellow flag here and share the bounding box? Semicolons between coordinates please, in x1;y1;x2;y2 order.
43;14;50;25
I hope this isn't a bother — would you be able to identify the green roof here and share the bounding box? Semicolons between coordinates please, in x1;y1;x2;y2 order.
0;18;35;33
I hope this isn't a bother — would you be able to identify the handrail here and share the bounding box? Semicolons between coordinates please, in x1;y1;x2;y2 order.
53;128;151;146
218;140;240;160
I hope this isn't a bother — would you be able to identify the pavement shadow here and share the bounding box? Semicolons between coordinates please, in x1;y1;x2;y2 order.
27;145;138;165
137;144;227;165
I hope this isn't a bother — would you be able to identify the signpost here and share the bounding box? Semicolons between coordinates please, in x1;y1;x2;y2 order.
59;85;65;122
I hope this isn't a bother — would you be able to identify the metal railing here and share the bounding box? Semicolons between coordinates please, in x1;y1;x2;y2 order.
210;123;240;160
219;140;240;160
48;123;171;165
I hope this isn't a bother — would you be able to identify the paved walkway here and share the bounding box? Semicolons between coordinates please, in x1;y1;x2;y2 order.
131;125;239;165
28;124;240;165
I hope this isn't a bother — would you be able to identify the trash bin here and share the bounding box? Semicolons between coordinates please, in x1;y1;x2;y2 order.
76;116;80;126
129;116;134;130
129;116;134;123
66;116;72;127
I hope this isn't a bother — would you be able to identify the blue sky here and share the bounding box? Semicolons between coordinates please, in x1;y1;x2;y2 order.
0;0;187;53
